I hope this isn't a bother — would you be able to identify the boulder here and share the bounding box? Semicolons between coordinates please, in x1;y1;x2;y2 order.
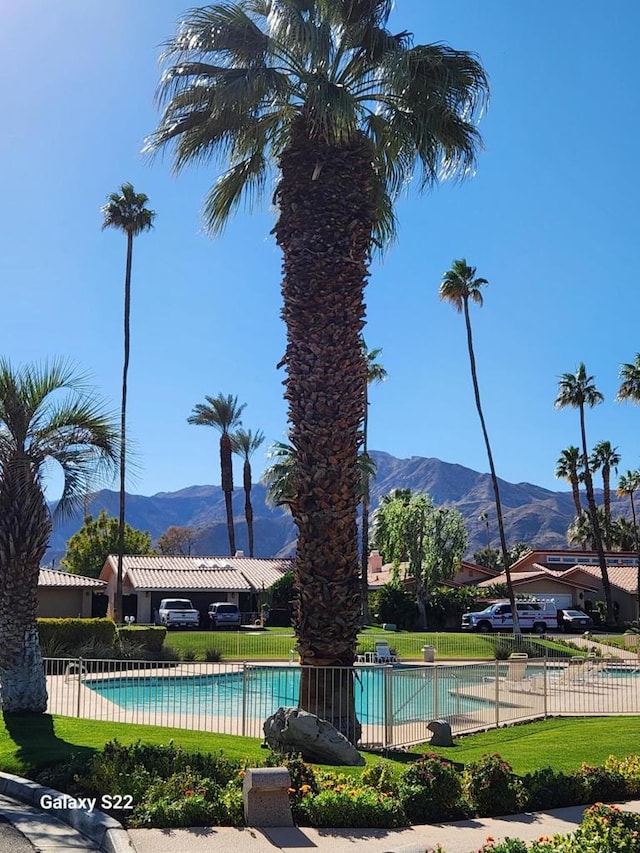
264;707;365;766
427;718;453;747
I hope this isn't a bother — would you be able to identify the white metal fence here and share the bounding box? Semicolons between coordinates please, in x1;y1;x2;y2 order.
44;655;640;748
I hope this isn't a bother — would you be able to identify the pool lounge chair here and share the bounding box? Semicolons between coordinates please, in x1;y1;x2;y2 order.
374;641;397;663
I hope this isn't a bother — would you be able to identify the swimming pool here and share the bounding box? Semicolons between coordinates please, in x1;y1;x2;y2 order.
85;665;488;725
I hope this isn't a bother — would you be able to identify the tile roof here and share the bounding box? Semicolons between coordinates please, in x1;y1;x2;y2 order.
567;564;639;595
102;555;293;592
39;568;106;589
477;567;597;591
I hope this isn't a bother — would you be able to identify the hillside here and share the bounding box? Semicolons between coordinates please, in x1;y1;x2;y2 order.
44;450;623;564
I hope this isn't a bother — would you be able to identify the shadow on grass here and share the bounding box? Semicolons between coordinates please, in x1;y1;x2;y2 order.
2;713;95;774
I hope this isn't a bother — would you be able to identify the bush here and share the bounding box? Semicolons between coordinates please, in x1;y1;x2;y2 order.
604;754;640;796
522;767;585;811
398;755;465;822
573;762;628;803
204;647;223;662
295;786;406;828
360;761;397;793
463;754;527;817
130;770;244;828
117;626;166;654
38;618;117;655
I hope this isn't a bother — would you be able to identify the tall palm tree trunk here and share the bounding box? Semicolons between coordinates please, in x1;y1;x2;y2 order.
220;433;236;555
570;476;583;518
627;492;640;621
360;404;371;624
116;231;133;625
578;407;614;623
242;458;255;558
462;300;520;634
275;127;374;742
0;464;49;712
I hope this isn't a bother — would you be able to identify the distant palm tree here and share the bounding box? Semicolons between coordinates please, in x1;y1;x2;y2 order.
590;440;621;546
0;359;118;712
101;183;155;623
617;470;640;620
231;428;265;558
440;259;520;634
617;355;640;405
555;363;613;623
555;446;584;518
262;440;296;511
361;342;387;623
188;394;246;555
478;510;490;549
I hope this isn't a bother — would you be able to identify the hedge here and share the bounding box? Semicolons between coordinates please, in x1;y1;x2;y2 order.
117;626;167;654
37;618;117;653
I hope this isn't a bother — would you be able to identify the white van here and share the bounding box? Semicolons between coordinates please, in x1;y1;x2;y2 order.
461;599;558;633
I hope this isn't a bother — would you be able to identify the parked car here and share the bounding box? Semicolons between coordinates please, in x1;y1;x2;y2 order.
156;598;200;629
208;602;241;630
461;599;559;633
558;609;593;632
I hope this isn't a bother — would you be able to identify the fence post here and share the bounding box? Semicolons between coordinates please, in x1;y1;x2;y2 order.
543;659;548;718
242;662;247;737
494;659;500;727
383;665;393;748
76;657;83;718
433;665;439;720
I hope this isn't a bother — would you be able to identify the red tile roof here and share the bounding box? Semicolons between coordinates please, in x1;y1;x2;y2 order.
39;568;106;588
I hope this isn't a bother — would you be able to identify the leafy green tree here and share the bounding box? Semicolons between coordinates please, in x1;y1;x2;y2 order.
439;259;520;634
62;510;154;578
156;525;196;556
371;582;416;630
188;394;246;555
0;360;118;712
618;470;640;620
555;445;584;518
361;341;387;623
590;440;621;544
373;491;467;628
555;363;613;624
231;428;265;558
426;586;476;631
101;183;155;623
148;0;487;741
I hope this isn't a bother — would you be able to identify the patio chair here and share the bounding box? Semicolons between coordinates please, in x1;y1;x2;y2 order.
374;641;397;664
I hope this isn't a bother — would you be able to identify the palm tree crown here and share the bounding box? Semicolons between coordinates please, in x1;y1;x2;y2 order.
555;445;584;518
618;354;640;404
555;363;604;413
439;259;488;312
101;183;156;237
231;427;265;558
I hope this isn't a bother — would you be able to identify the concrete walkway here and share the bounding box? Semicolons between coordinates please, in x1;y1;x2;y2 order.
129;800;640;853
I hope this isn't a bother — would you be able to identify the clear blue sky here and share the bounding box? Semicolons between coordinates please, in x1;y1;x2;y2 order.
2;1;639;499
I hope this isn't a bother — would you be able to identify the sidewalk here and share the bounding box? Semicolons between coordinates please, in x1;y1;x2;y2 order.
128;800;640;853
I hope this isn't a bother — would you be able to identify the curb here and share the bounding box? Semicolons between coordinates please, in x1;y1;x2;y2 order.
0;771;136;853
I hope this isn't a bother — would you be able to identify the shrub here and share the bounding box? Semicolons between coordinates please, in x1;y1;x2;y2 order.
181;649;197;661
130;770;244;828
463;754;527;817
204;647;223;662
295;786;406;828
360;761;397;793
522;767;585;811
573;763;628;803
38;618;117;655
603;754;640;797
398;754;465;822
117;626;166;654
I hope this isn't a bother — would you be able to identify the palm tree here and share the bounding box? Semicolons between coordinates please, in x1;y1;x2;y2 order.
589;440;620;547
147;1;487;741
101;183;155;623
188;394;246;555
360;342;387;623
617;470;640;621
262;440;296;511
555;446;584;518
231;428;265;558
478;510;490;549
0;360;118;712
439;259;520;634
617;355;640;405
555;363;614;624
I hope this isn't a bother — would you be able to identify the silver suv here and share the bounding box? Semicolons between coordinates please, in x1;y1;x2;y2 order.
208;602;241;630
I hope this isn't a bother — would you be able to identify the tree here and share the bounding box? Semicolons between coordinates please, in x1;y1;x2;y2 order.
473;546;501;572
371;582;416;630
157;525;196;556
101;183;155;624
261;440;296;511
555;445;584;519
372;491;467;628
231;427;265;557
590;440;620;544
439;259;520;634
360;342;387;623
188;394;246;555
148;0;487;741
0;360;118;712
555;363;614;624
617;354;640;405
618;470;640;620
478;510;490;549
62;510;154;578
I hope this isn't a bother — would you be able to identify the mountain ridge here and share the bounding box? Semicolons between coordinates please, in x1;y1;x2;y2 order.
44;450;621;564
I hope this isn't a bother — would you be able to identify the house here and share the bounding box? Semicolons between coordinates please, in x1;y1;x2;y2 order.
38;568;107;618
510;548;639;573
367;550;499;591
99;553;293;624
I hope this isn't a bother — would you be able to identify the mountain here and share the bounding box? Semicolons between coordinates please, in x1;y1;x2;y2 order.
44;450;625;565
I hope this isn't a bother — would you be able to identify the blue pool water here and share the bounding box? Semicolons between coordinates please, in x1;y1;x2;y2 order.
85;666;487;724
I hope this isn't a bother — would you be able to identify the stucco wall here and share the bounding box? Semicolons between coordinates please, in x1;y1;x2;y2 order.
37;588;93;618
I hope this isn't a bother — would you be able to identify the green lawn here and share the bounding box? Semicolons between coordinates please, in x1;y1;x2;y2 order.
2;714;640;782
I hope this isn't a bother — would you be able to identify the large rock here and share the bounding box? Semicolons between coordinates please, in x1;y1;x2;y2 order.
264;707;365;766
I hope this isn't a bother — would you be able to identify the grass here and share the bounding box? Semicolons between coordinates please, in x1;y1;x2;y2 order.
3;714;640;783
